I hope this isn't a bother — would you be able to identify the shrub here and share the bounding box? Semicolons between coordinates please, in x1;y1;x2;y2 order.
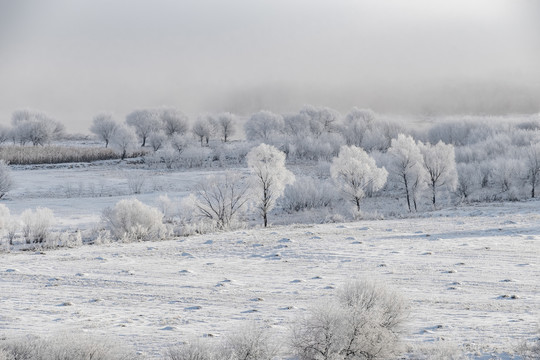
0;333;135;360
167;325;278;360
102;198;168;242
167;341;216;360
20;207;55;244
281;177;338;212
291;280;407;360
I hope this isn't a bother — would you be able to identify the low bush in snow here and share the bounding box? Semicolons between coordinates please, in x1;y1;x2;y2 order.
166;324;278;360
290;279;407;360
20;207;55;244
102;198;168;242
281;177;338;212
0;333;135;360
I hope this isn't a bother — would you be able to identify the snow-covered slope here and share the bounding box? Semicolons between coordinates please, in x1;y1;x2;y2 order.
1;201;538;358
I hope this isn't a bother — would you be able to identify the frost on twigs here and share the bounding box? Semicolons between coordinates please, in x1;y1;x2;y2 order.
291;279;407;360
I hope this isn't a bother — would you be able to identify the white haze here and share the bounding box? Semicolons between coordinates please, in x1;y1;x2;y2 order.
0;0;539;132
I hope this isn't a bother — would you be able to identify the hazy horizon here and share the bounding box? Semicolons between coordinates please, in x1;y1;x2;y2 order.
1;0;539;132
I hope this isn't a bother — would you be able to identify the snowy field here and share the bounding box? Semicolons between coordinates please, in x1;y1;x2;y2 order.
1;162;539;359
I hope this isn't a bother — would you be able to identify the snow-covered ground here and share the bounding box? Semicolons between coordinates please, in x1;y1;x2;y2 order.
1;194;539;358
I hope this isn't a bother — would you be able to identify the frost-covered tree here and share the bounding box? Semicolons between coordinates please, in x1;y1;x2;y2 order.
0;125;9;145
11;109;64;146
170;133;191;154
0;160;13;199
110;124;137;160
419;141;458;206
159;107;189;137
192;115;216;146
330;145;388;211
341;108;375;147
526;143;540;198
216;112;237;143
300;105;341;137
90;112;118;148
247;144;294;227
387;134;427;212
456;162;478;200
126;109;161;147
148;131;167;152
244;110;284;143
193;172;250;230
283;113;310;137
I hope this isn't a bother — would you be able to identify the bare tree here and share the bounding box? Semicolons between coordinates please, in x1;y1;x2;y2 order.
330;145;388;211
90;112;118;148
247;144;294;227
126;109;161;147
193;172;250;230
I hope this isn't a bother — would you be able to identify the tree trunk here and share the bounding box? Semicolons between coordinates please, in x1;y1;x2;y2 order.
403;174;411;212
263;211;267;227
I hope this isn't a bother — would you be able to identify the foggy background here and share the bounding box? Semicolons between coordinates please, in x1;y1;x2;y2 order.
1;0;539;133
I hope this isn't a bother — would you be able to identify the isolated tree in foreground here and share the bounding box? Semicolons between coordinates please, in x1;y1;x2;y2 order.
0;160;13;199
110;125;137;160
194;172;250;230
247;144;294;227
387;134;427;212
419;140;458;206
330;145;388;211
291;280;407;360
126;109;161;147
90;112;118;148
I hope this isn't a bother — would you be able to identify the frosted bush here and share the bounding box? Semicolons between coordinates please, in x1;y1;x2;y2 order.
0;333;135;360
281;177;338;212
291;280;407;360
102;199;168;242
20;207;55;244
180;146;212;168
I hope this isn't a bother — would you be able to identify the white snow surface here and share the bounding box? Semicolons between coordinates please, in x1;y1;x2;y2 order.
1;201;539;358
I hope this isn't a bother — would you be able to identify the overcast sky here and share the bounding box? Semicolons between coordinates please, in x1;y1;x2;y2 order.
1;0;539;132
